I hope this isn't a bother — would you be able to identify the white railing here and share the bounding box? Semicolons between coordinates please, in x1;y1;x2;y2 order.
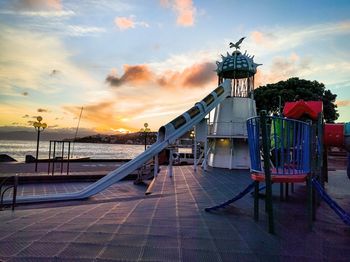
208;121;248;137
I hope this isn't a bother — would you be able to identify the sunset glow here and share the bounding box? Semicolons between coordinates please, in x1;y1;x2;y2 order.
0;0;349;135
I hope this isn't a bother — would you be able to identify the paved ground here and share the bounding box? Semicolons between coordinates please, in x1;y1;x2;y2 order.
0;162;124;177
0;164;349;261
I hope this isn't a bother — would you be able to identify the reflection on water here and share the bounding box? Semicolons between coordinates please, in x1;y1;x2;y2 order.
0;140;145;162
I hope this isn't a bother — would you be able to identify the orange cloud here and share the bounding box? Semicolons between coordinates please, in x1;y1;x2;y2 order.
250;31;276;49
64;99;156;132
255;54;311;87
106;65;156;87
114;16;149;31
251;31;264;44
106;62;216;89
158;62;216;88
115;16;135;30
175;0;196;26
161;0;196;27
336;100;350;107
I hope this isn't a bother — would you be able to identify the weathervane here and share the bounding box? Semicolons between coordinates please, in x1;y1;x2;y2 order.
229;37;246;50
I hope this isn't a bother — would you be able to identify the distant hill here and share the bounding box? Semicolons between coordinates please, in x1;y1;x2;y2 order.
0;131;76;141
74;132;158;145
0;126;158;144
0;126;96;141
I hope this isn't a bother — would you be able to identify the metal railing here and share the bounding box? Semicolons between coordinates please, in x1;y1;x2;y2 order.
0;175;18;211
247;116;312;175
208;121;248;137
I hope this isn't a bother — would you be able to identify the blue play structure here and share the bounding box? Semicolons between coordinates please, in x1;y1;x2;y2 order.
248;113;314;233
312;178;350;226
247;115;311;179
206;114;312;217
204;182;255;212
206;111;350;233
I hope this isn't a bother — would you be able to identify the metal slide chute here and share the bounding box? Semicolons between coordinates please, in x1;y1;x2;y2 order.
6;80;232;204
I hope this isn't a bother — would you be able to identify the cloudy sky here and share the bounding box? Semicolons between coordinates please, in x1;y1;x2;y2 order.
0;0;349;133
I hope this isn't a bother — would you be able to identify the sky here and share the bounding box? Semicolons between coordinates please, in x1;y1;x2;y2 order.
0;0;349;134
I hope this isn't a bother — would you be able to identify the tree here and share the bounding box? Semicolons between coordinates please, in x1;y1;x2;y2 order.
254;77;339;123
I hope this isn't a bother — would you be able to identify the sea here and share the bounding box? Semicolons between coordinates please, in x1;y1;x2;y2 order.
0;140;145;162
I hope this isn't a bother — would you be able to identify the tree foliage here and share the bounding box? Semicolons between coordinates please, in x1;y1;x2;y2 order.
254;77;339;123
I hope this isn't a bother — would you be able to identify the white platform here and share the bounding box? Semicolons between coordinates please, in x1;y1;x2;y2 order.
208;97;256;169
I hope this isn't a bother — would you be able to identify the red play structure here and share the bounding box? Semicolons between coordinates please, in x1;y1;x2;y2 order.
284;100;349;150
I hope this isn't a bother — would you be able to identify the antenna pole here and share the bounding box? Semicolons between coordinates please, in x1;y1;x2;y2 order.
71;107;83;158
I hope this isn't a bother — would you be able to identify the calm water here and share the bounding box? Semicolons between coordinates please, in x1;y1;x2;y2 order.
0;140;145;162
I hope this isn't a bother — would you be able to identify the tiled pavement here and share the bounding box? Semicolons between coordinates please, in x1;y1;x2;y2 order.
0;166;349;261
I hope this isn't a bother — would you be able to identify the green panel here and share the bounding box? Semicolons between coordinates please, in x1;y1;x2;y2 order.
270;118;294;149
345;122;350;136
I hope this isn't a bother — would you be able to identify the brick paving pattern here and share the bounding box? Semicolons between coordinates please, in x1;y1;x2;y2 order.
0;166;349;261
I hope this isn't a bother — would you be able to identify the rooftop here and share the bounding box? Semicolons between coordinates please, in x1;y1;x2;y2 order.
0;159;349;261
216;50;261;79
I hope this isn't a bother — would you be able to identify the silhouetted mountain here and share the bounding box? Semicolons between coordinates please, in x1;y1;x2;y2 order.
74;132;158;145
0;126;96;141
0;126;159;144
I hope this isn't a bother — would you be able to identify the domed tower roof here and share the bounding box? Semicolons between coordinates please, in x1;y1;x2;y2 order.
216;38;261;79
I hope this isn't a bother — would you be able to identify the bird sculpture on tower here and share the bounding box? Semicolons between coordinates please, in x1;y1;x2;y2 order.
229;37;246;50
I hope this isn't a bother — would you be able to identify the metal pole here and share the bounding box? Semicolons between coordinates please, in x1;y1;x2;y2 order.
35;129;40;172
318;114;324;187
48;141;51;175
230;138;233;169
168;148;173;177
144;131;147;151
67;142;71;175
193;127;197;172
323;146;328;183
61;142;64;174
260;111;274;234
308;121;317;227
72;106;83;158
12;175;18;211
52;142;56;175
347;152;350;180
203;135;208;171
154;154;159;178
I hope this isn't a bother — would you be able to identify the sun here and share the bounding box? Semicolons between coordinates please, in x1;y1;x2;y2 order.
110;128;130;134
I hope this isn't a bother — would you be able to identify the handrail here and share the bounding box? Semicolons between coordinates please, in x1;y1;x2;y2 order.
0;175;18;211
247;116;312;175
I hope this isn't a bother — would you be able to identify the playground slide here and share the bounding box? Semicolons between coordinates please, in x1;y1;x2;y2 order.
205;181;255;211
6;80;232;204
312;178;350;226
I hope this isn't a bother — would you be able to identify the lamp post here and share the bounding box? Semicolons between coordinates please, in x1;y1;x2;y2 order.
140;123;151;151
33;116;47;172
190;129;197;171
190;130;195;145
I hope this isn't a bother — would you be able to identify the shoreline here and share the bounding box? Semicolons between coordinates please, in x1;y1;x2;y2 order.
0;141;145;163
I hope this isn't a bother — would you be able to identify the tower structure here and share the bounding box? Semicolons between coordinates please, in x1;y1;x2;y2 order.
207;38;261;169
